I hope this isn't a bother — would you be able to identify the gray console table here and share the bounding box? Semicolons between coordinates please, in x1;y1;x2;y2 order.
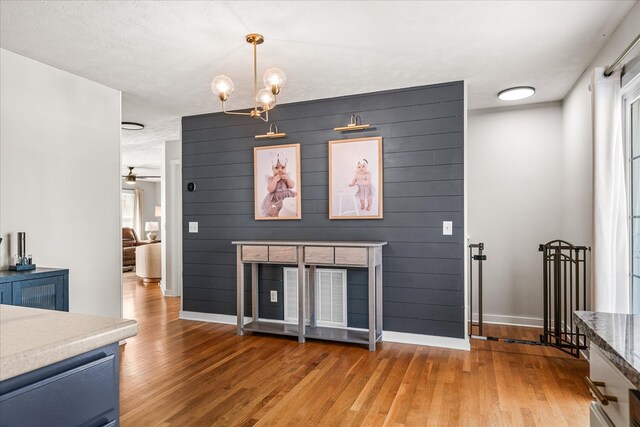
232;241;387;351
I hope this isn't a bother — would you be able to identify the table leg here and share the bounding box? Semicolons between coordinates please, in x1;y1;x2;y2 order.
251;263;259;322
368;248;376;351
237;246;244;336
297;246;306;343
376;262;383;341
309;265;317;328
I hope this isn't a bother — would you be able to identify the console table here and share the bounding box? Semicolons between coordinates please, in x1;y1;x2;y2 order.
232;240;386;351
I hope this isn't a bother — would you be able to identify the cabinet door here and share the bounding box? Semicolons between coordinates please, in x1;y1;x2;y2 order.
0;283;11;304
12;276;64;311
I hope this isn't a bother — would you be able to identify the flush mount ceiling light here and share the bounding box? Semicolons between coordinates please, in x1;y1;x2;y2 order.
497;86;536;101
211;34;286;123
121;122;145;130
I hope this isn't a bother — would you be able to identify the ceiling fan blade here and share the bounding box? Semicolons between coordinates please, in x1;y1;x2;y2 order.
136;175;161;178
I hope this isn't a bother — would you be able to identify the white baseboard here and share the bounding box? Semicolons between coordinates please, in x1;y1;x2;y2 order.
180;311;251;325
471;313;543;328
383;331;470;351
161;287;179;297
180;311;470;351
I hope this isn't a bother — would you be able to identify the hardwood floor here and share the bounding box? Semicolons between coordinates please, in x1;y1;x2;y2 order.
120;273;591;426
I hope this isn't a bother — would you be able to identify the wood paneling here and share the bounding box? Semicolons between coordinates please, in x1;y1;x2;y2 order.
120;274;591;426
182;81;465;338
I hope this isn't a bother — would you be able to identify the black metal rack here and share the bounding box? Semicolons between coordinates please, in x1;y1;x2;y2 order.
468;240;589;357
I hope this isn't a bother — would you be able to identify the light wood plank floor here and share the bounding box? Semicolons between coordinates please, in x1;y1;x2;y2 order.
120;273;591;426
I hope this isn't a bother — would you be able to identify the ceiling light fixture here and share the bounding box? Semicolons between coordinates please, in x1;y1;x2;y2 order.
211;34;286;122
497;86;535;101
121;122;145;130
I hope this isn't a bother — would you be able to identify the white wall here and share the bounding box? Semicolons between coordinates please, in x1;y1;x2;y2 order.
562;1;640;306
0;49;122;318
122;180;161;240
468;102;564;325
161;140;182;297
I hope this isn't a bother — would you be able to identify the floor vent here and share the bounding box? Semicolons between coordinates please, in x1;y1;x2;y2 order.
283;268;347;328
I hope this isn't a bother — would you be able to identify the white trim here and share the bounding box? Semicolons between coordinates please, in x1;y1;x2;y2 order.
179;311;471;351
180;311;251;325
383;331;470;351
161;285;179;297
471;313;543;328
463;79;469;340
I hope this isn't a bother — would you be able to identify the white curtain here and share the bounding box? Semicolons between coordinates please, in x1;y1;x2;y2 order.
133;188;144;239
592;67;630;313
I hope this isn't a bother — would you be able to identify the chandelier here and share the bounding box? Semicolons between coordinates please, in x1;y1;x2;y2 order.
211;34;286;122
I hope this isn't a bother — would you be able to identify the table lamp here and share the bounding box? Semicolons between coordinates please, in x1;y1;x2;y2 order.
145;221;159;241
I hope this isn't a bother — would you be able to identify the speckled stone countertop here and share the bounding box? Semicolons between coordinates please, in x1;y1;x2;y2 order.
0;304;137;381
573;311;640;389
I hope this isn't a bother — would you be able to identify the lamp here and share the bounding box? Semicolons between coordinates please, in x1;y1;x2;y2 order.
145;221;159;241
255;123;287;139
211;34;286;122
334;114;371;132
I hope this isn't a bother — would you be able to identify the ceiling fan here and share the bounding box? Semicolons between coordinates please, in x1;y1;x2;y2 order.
122;167;160;184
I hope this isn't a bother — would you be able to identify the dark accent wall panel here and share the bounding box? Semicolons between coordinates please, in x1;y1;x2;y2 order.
182;81;465;338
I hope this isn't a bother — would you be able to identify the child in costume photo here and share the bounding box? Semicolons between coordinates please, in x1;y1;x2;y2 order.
349;158;374;211
262;151;297;217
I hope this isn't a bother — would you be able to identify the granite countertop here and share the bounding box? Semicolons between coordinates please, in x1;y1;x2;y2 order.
0;304;137;381
573;311;640;389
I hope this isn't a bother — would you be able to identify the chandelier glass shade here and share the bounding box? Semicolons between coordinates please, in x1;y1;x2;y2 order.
211;34;286;122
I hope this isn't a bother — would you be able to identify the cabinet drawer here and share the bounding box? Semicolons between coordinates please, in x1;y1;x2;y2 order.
305;247;334;264
242;246;268;262
335;247;368;266
269;246;297;263
0;353;117;427
589;344;635;427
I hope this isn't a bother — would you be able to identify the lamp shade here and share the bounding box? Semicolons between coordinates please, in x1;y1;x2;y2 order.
145;221;159;232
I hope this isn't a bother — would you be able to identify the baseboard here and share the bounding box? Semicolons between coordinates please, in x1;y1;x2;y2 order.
382;331;470;351
161;287;179;297
180;311;251;325
180;311;470;351
471;313;543;328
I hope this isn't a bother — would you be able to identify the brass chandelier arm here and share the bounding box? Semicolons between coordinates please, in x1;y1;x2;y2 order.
221;102;269;122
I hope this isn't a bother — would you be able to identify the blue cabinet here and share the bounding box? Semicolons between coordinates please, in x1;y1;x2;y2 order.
0;343;120;426
0;282;11;304
0;268;68;311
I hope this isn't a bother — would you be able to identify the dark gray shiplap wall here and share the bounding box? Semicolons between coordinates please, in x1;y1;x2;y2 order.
182;81;465;338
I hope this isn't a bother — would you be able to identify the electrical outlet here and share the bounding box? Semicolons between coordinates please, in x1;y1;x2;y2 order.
443;221;453;235
270;290;278;303
188;222;198;233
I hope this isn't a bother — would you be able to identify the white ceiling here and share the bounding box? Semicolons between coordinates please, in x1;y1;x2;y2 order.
1;1;637;174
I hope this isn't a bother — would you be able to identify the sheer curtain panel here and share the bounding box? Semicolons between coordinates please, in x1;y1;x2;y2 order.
592;67;630;313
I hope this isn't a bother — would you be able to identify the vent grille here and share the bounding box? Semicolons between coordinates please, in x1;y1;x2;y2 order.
21;283;56;310
284;268;347;328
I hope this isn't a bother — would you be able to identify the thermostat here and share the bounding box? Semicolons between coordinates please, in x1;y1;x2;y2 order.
187;182;196;192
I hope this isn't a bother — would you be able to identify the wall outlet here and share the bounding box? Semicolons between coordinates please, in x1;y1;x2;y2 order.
270;290;278;303
443;221;453;235
188;222;198;233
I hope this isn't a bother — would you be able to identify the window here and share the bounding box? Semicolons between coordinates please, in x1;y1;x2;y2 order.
625;77;640;313
121;190;135;229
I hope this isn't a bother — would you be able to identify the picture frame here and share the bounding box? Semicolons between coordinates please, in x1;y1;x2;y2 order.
329;137;383;219
254;143;302;220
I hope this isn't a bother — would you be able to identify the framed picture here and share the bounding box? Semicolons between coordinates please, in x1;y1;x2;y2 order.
329;137;383;219
254;143;301;220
